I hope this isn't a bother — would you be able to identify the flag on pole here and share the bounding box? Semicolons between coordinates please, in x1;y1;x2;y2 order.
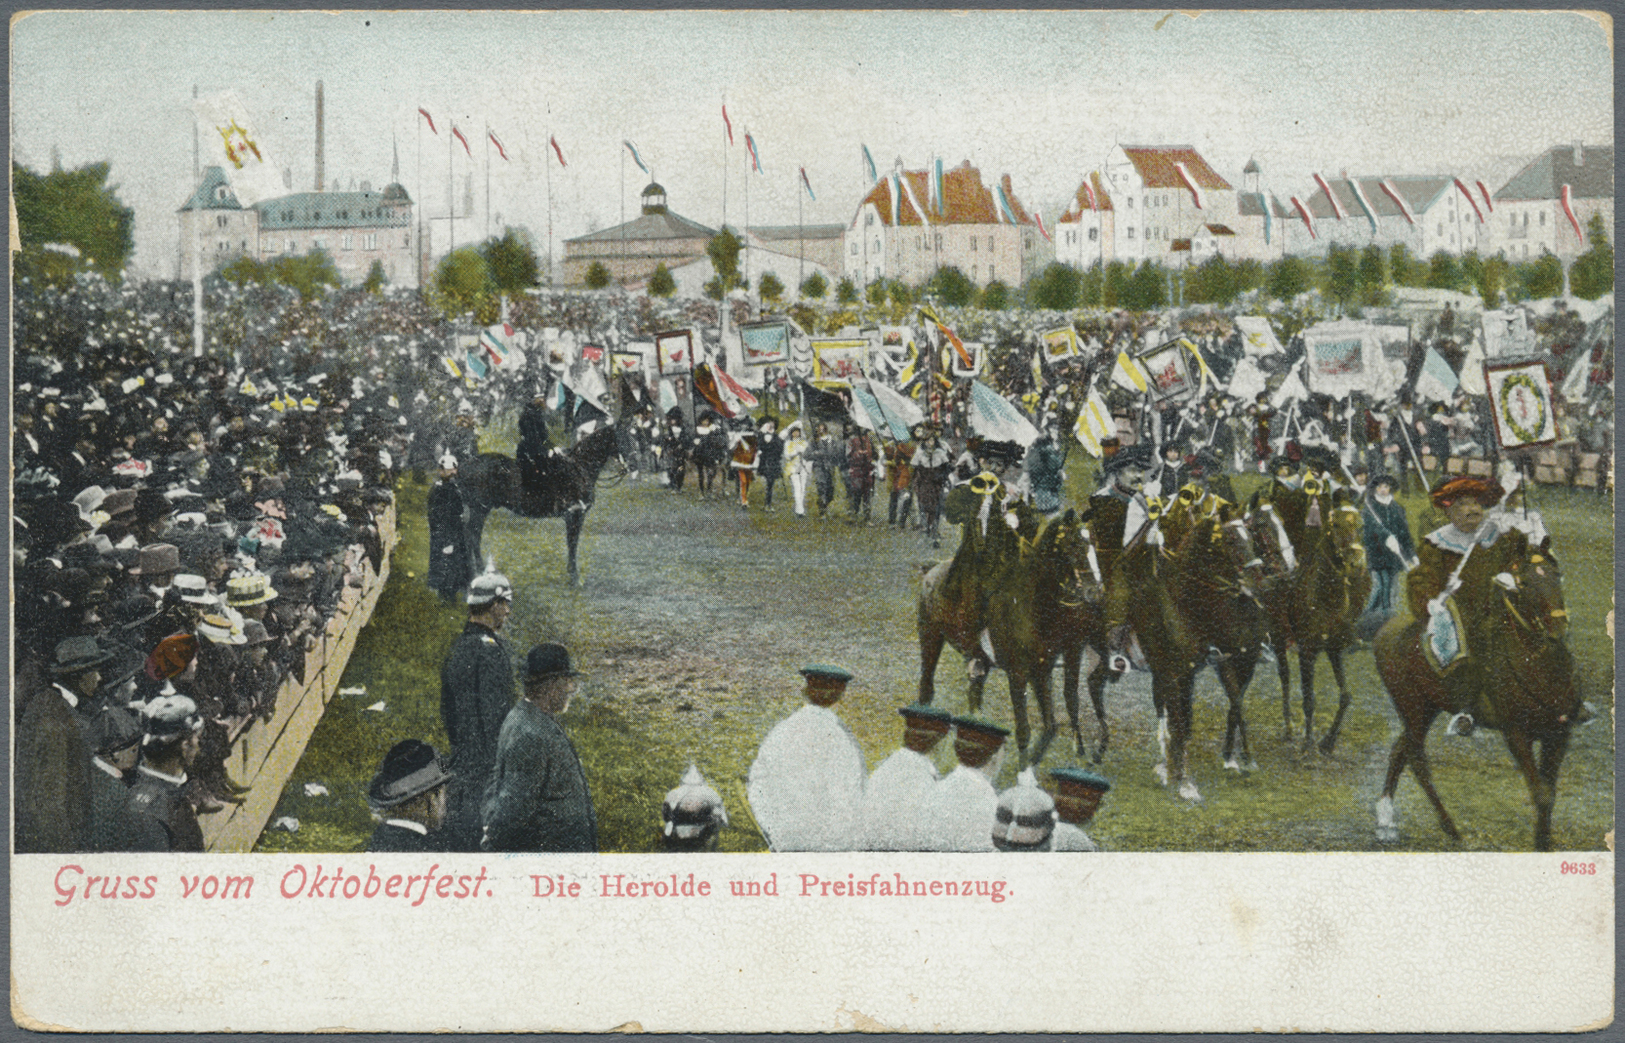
191;91;282;204
1179;337;1217;397
1347;177;1380;234
1476;180;1494;213
799;167;815;201
931;157;945;215
722;104;734;145
481;323;514;367
745;132;762;173
862;144;878;185
1074;389;1116;457
441;355;463;380
418;107;437;134
919;304;972;369
451;125;471;157
550;136;567;167
1262;193;1274;244
993;181;1018;224
1560;184;1583;240
1312;173;1344;219
623;139;648;174
890;171;902;226
1110;351;1149;393
488;131;509;161
1174;162;1206;210
1453;178;1484;223
1560;347;1592;403
898;170;931;227
1379;179;1416;224
1034;212;1053;243
463;349;489;381
1414;346;1460;403
1290;196;1317;239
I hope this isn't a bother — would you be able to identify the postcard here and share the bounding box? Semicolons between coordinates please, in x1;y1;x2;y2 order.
10;8;1615;1033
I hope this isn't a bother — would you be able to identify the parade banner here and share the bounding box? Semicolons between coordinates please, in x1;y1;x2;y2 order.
1301;320;1403;399
1484;359;1558;448
1233;315;1284;356
1136;340;1196;402
1481;307;1537;360
950;340;985;378
1041;327;1078;363
810;338;869;386
610;350;645;375
655;329;695;375
739;320;792;366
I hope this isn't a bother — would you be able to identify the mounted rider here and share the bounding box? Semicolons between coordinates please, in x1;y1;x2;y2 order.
1080;443;1157;672
1405;475;1516;735
516;387;564;492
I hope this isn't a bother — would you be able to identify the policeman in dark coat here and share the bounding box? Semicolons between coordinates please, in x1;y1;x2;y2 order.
365;739;455;853
439;571;515;850
481;643;597;853
127;694;206;852
426;453;474;603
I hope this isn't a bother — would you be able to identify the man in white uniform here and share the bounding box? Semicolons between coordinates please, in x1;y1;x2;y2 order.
921;716;1008;852
1044;766;1111;851
992;768;1057;851
747;665;867;851
858;703;952;850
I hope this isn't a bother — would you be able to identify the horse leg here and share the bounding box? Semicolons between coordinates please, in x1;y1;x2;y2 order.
965;656;989;715
1276;644;1294;741
1534;729;1571;852
918;626;945;705
1375;730;1412;843
1029;663;1059;768
1405;722;1461;843
1060;648;1085;759
565;508;584;587
1086;654;1111;765
1151;673;1172;786
1171;674;1201;802
1299;644;1319;751
1503;727;1553;852
1007;669;1033;768
1220;659;1255;773
1317;645;1353;755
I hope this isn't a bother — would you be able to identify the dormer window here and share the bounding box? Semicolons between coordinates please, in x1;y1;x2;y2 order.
215;186;229;201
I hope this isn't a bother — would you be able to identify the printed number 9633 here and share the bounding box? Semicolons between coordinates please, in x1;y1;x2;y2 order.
1559;862;1597;875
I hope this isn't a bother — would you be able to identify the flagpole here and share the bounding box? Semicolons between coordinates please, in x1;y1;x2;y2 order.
744;141;751;292
620;143;626;282
798;162;805;292
484;121;491;243
721;93;728;235
448;121;455;257
416;111;424;288
546;122;554;288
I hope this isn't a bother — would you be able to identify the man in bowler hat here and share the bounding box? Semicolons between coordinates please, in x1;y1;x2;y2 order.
366;739;455;852
481;643;597;852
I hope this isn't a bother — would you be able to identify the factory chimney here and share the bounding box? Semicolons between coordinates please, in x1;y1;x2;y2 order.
314;80;325;193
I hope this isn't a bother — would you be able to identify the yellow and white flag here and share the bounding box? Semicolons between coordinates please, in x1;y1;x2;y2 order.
1110;351;1149;394
191;90;286;205
1074;390;1116;457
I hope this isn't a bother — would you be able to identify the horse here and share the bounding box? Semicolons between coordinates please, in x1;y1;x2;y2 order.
692;424;729;499
1249;497;1371;753
1133;508;1270;801
1372;532;1581;851
457;425;625;586
980;509;1104;767
916;483;1026;712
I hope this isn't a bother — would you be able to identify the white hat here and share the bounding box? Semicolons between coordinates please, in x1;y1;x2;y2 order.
466;570;513;607
439;453;458;470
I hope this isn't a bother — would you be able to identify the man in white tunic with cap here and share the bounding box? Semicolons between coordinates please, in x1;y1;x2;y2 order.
920;716;1008;852
858;703;952;850
747;664;867;851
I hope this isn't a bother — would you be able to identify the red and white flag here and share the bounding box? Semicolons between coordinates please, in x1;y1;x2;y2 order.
1453;178;1483;223
451;125;471;157
1560;184;1583;240
418;107;437;135
550;136;567;167
1290;196;1317;239
488;131;509;161
1082;175;1099;212
1313;173;1344;219
1034;211;1053;242
1379;179;1416;224
714;364;759;411
1476;180;1494;213
722;104;734;145
1173;162;1205;209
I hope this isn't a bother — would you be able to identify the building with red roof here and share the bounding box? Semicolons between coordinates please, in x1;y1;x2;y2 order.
1102;145;1238;266
1054;171;1116;270
842;160;1052;290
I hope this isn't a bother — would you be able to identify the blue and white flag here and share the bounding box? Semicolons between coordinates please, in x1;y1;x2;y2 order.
993;182;1018;224
968;380;1040;447
862;144;878;185
623;140;648;174
1414;346;1460;403
930;157;945;215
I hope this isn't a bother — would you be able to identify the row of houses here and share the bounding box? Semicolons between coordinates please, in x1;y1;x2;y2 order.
178;141;1610;292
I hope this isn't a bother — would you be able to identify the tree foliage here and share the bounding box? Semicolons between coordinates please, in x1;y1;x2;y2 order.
362;260;388;295
1426;250;1463;291
1027;262;1082;310
979;280;1011;311
1512;252;1564;300
584;260;612;290
1357;244;1389;306
835;277;859;306
758;271;786;304
648;263;676;298
219;249;342;302
1266;255;1312;302
431;246;497;322
706;228;746;294
1119;260;1168;311
1322;243;1360;312
1184;253;1243;306
800;270;828;300
480;229;540;295
13;160;135;283
926;266;977;307
1569;214;1614;301
1389;243;1427;287
1473;253;1510;308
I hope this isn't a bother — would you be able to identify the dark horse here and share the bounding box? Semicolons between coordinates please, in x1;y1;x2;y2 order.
1133;507;1269;801
1373;532;1580;851
980;509;1104;767
457;425;624;586
1250;497;1372;753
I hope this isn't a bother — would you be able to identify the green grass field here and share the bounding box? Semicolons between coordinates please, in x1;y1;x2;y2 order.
257;433;1614;855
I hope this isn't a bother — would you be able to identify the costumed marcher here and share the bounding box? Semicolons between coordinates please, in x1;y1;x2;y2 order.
426;453;474;603
921;716;1008;852
659;764;728;852
127;694;207;852
910;425;952;546
1357;472;1418;638
782;420;811;517
1024;427;1067;515
662;413;690;492
846;427;878;523
482;643;598;852
747;665;867;851
857;703;952;851
439;570;515;850
1044;766;1110;851
992;769;1057;852
884;432;915;528
729;425;759;510
810;423;843;518
756;416;785;512
1405;476;1512;736
365;739;454;853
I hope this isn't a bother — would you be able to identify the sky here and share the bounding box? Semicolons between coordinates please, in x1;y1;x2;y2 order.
11;9;1614;279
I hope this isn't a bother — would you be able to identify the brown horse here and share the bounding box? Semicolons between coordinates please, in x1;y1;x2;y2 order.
916;484;1015;708
1373;532;1581;851
1133;508;1270;801
980;509;1104;766
1250;499;1371;753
